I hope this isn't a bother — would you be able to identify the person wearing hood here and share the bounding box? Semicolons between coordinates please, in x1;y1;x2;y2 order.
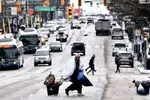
65;54;84;96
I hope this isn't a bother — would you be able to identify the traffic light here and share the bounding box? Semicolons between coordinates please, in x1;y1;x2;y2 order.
67;6;74;20
78;0;82;7
61;0;65;6
16;1;22;12
103;0;107;6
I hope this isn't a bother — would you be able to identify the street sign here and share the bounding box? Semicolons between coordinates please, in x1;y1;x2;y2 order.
35;6;56;11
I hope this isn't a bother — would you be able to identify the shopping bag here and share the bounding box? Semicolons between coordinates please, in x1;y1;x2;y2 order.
77;71;84;81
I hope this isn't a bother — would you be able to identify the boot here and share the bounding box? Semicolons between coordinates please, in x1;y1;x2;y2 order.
65;88;69;96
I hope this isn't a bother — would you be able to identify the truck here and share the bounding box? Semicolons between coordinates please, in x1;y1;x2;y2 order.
95;19;111;36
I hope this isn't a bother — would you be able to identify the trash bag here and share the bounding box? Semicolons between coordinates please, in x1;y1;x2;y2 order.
137;83;148;95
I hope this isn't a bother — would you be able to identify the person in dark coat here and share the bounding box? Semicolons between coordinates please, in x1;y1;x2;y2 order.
133;79;150;95
115;55;120;73
85;54;96;75
65;55;84;96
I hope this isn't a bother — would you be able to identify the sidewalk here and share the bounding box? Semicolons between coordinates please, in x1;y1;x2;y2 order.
135;61;150;74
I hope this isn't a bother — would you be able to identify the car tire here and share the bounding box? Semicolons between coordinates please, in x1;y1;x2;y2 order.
71;52;74;56
48;61;52;66
60;48;62;52
34;63;38;66
83;52;85;56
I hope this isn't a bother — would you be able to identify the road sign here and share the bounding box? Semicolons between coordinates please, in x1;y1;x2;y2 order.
35;6;56;11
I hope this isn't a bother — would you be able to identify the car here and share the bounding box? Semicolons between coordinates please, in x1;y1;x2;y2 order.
71;20;81;29
49;41;63;52
56;28;68;42
87;17;94;24
116;51;134;68
34;48;52;66
112;42;128;56
38;28;51;37
44;24;55;34
47;20;59;30
79;17;86;24
111;28;124;39
71;41;86;56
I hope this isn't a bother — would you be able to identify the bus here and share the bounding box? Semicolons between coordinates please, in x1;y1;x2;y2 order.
0;34;24;69
19;28;40;53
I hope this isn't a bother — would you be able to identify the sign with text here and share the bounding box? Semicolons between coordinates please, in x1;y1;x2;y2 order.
35;6;56;11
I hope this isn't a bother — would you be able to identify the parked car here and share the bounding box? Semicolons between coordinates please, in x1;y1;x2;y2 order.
112;42;128;56
116;51;134;68
71;41;86;56
49;41;63;52
33;48;52;66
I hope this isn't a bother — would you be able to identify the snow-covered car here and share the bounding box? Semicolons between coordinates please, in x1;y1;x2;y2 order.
34;48;52;66
112;42;128;56
56;28;68;42
44;24;55;34
38;28;50;37
49;41;63;52
47;21;59;30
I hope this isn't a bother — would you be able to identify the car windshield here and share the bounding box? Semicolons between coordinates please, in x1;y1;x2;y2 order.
24;29;35;32
36;50;49;56
0;46;19;59
19;35;39;45
114;43;126;48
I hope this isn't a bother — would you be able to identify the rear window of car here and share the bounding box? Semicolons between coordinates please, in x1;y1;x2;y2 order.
73;43;84;46
119;53;132;58
114;43;126;48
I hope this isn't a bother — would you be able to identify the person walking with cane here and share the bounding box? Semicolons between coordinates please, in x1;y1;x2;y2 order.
85;54;96;75
115;55;120;73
